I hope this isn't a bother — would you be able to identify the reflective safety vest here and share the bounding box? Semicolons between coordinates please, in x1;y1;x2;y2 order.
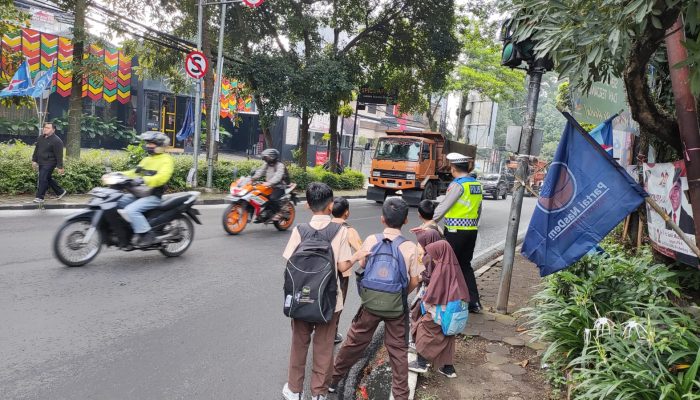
444;176;482;231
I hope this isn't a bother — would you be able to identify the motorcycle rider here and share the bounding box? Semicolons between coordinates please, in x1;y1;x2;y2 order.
117;132;174;246
252;148;288;221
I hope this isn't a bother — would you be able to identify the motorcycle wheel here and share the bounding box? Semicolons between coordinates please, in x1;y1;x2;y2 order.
160;216;195;257
53;217;102;267
222;202;248;235
274;202;296;231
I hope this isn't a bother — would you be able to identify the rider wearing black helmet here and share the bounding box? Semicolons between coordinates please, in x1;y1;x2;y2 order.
252;148;288;221
117;132;175;246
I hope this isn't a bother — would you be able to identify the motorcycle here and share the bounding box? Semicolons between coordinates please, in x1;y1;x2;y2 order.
222;176;297;235
53;172;202;267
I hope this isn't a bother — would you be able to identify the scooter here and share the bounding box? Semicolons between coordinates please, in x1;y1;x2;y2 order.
222;176;297;235
53;172;202;267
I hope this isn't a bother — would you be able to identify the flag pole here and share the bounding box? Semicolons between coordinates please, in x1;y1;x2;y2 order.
562;112;700;259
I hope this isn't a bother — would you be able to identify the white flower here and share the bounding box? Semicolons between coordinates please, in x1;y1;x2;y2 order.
622;319;648;340
583;328;592;346
593;317;615;338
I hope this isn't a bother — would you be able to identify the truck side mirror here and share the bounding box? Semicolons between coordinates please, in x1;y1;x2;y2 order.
364;143;371;150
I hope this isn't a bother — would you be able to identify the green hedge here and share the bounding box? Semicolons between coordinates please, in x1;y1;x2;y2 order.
0;141;366;194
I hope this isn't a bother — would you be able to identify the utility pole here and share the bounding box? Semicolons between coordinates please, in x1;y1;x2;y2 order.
496;58;546;314
206;2;227;188
191;0;204;188
349;101;361;166
665;16;700;247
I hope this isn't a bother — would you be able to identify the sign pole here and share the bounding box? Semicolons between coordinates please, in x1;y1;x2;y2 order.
496;60;545;314
191;0;204;188
206;2;227;189
349;100;360;166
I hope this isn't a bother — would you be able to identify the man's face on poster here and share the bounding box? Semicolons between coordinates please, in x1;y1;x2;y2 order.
670;181;682;210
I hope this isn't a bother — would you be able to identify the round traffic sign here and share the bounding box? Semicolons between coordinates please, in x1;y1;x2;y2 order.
242;0;264;7
185;50;208;80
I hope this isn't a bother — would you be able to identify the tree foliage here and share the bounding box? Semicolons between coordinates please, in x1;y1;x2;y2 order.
506;0;700;156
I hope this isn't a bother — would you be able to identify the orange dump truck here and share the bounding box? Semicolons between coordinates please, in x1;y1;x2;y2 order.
367;130;477;206
506;158;549;196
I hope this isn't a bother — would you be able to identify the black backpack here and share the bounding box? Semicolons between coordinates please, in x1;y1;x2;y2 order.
283;222;342;323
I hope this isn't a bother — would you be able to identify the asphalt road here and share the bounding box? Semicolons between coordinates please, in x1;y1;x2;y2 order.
0;196;536;400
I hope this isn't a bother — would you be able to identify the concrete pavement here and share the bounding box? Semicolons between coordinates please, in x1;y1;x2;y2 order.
0;197;537;400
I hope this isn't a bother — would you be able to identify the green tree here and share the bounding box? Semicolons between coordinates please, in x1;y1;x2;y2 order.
451;17;526;142
506;0;700;156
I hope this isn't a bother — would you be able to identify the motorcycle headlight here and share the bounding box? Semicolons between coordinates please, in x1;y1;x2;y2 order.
372;171;381;177
406;173;416;180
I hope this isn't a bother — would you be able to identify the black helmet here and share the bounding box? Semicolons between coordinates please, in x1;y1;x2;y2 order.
140;131;170;147
261;148;280;164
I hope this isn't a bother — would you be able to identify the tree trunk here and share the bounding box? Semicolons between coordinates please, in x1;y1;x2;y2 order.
456;92;468;142
66;0;87;158
298;108;310;168
201;9;218;161
328;112;339;172
622;6;682;154
665;17;700;245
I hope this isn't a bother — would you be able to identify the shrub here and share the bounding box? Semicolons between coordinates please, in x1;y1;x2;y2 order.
0;141;366;194
520;244;700;398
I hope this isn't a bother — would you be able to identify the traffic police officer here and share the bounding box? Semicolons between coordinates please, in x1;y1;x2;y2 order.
431;152;483;313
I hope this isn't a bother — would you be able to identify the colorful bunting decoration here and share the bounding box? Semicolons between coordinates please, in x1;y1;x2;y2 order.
56;37;72;97
117;50;131;104
219;77;253;119
0;28;132;102
21;29;40;78
1;30;21;80
40;33;57;91
87;44;104;101
103;47;118;103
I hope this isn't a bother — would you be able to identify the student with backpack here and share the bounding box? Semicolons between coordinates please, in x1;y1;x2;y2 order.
281;183;365;400
331;197;364;344
408;233;470;379
328;197;423;400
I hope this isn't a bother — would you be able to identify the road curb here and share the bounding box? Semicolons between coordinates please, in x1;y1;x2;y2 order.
338;323;386;400
0;194;367;211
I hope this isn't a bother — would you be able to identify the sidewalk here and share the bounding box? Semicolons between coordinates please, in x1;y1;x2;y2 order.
0;189;368;210
412;252;553;400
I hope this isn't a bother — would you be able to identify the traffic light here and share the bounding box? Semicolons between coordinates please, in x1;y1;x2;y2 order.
500;19;553;70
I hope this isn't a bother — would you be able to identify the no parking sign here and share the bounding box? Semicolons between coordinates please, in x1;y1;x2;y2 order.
185;50;208;80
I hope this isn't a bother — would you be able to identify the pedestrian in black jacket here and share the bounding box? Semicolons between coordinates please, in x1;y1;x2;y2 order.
31;122;66;203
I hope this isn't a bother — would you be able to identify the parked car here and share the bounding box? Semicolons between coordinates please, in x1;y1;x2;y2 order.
479;173;508;200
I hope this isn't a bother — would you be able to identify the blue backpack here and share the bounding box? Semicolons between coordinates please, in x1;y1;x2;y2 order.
358;235;408;319
423;299;469;336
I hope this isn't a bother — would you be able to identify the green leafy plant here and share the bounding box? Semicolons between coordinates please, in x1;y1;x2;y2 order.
520;243;700;398
0;117;40;136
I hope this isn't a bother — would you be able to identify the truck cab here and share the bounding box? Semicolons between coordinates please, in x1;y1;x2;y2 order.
367;130;474;206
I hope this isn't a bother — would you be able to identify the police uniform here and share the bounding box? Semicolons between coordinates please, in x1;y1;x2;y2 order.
432;153;482;312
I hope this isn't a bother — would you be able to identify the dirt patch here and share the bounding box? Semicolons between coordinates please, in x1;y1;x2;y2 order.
414;336;558;400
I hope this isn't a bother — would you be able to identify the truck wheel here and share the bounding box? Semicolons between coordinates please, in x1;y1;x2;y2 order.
422;181;437;201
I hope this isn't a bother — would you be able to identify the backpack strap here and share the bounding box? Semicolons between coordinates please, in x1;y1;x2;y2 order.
296;223;316;240
319;222;342;243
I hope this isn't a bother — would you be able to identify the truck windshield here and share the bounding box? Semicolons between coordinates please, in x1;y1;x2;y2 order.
375;139;421;161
